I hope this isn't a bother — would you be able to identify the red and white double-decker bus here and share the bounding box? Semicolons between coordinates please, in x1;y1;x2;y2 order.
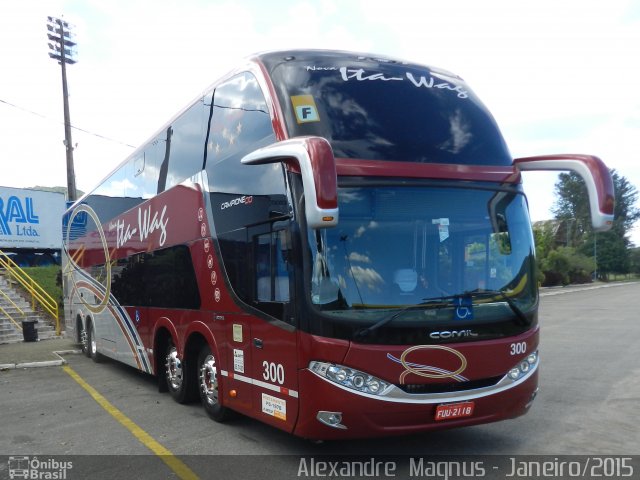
63;50;614;439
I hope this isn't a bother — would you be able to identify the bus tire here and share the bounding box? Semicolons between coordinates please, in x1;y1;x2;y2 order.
165;340;197;404
198;344;229;422
81;323;90;358
88;322;103;363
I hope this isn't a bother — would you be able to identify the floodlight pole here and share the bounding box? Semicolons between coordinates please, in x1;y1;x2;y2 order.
60;40;76;202
47;16;77;201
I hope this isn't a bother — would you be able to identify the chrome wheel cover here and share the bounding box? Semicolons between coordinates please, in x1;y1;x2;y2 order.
165;347;183;391
80;328;87;349
200;354;219;406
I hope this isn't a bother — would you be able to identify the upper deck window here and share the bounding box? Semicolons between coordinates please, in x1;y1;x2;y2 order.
264;52;511;166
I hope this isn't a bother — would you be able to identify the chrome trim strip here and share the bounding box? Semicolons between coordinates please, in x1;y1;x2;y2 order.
307;360;538;405
220;370;299;398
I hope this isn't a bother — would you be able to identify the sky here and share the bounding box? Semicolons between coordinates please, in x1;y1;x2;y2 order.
1;0;639;243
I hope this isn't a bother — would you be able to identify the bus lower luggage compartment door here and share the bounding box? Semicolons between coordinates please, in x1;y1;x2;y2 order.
251;320;299;433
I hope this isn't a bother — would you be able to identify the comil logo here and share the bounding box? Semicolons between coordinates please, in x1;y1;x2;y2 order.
0;196;40;237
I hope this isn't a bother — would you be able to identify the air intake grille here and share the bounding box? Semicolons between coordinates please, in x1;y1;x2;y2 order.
397;376;503;394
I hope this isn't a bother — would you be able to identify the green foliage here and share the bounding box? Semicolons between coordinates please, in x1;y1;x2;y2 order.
21;265;63;308
539;249;570;286
538;246;595;286
586;231;629;279
552;172;591;244
629;247;640;275
550;169;640;278
533;221;555;258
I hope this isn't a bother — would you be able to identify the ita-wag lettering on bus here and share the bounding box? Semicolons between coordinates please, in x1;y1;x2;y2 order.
113;204;168;248
339;67;469;98
113;219;136;248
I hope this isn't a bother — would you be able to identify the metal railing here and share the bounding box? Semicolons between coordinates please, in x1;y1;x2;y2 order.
0;249;60;335
0;288;26;331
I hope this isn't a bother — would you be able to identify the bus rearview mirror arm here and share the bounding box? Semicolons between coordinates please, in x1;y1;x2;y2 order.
241;137;339;229
513;154;615;232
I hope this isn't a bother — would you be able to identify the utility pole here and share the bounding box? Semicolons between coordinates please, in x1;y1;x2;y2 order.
46;16;78;201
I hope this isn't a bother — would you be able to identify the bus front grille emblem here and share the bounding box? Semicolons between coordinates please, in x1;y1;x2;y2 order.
387;345;469;383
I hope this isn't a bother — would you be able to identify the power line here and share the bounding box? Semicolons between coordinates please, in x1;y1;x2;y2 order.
0;98;136;149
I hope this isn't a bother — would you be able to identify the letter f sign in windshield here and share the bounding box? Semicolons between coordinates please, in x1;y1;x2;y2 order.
299;106;316;120
291;95;320;123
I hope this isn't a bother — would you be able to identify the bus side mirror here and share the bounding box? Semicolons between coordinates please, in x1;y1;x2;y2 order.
241;136;339;229
513;154;615;232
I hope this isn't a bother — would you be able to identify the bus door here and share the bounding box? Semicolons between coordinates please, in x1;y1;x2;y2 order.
248;224;299;432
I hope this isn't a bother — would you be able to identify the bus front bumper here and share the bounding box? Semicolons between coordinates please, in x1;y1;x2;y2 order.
293;367;539;440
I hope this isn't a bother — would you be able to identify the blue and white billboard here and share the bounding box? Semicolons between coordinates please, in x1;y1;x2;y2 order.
0;186;65;249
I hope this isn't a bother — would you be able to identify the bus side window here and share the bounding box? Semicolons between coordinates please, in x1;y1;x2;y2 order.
252;229;291;320
207;71;292;311
157;96;209;194
88;162;144;221
207;72;274;167
126;151;157;201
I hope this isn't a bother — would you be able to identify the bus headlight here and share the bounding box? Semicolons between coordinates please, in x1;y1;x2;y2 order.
309;361;392;396
507;351;538;381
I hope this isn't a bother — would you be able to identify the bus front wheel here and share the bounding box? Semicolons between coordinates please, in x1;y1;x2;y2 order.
198;345;229;422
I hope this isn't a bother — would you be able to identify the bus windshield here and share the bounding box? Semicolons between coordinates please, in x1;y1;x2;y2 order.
307;185;537;334
265;52;511;165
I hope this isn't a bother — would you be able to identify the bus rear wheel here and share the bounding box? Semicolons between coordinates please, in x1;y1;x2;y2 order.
87;321;103;363
81;324;90;358
165;341;197;404
198;345;229;422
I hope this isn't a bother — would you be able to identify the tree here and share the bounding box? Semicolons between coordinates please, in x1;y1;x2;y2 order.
538;246;596;286
532;221;556;258
629;247;640;275
592;232;629;278
552;170;640;278
552;173;591;246
532;221;557;285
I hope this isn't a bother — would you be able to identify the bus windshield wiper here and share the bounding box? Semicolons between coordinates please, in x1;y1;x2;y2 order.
354;288;529;339
464;288;530;326
354;294;469;339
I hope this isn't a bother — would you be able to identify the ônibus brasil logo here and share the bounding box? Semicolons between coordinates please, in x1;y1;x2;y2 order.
8;456;72;479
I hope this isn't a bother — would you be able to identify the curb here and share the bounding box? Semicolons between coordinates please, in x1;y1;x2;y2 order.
0;349;83;370
539;281;638;297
